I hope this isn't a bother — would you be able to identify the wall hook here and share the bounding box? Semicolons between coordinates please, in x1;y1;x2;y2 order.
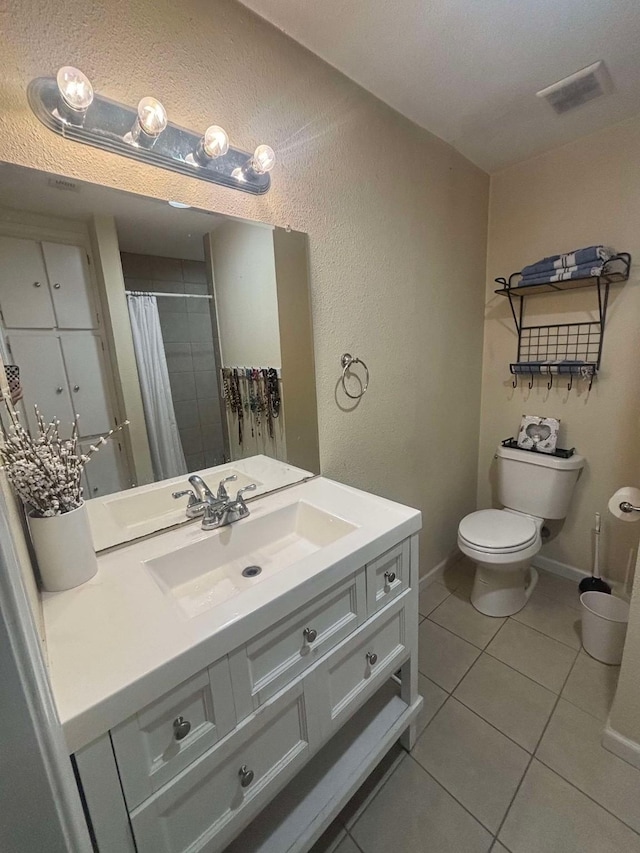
547;372;553;391
567;374;573;392
528;374;534;390
512;373;518;388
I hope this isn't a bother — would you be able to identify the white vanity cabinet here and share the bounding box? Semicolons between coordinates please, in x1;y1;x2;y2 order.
72;535;422;853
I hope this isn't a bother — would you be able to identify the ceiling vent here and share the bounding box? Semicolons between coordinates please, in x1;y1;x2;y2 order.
47;176;81;193
536;61;611;115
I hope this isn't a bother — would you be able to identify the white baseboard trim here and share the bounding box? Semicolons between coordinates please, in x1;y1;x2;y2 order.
531;554;591;583
419;550;463;591
602;721;640;771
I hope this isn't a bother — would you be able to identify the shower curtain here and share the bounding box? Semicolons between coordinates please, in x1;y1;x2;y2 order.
127;294;188;480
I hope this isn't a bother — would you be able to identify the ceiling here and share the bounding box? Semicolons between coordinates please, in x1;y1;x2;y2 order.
0;163;227;260
240;0;640;172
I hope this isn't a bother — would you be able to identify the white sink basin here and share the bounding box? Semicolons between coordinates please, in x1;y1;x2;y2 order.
145;501;358;618
103;468;259;530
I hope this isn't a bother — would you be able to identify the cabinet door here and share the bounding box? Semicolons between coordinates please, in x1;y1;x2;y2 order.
59;333;112;436
41;242;97;329
0;237;56;328
80;438;127;499
366;540;410;613
6;333;75;435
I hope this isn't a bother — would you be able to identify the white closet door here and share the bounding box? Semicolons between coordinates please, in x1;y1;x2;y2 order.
41;242;97;330
0;237;56;328
59;333;112;436
6;334;75;435
80;439;126;499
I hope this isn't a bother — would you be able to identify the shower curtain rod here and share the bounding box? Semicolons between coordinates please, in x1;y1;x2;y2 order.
125;290;212;300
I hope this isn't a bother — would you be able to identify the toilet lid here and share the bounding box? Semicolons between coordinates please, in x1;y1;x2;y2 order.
459;510;538;551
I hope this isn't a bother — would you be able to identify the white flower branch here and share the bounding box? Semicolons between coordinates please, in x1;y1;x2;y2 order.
0;391;129;517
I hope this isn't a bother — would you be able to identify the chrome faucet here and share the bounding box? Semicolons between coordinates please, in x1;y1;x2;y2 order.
201;484;257;530
172;474;238;519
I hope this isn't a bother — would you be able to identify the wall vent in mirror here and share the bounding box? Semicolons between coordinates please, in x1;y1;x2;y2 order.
28;68;276;195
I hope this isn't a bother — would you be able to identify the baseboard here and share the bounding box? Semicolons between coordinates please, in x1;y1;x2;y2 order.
531;554;592;583
419;550;463;591
602;721;640;771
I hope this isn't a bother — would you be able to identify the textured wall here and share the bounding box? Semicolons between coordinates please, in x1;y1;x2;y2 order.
478;116;640;582
0;0;489;575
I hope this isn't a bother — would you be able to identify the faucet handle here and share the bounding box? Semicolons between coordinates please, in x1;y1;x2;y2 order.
235;483;257;506
172;489;198;505
217;474;238;501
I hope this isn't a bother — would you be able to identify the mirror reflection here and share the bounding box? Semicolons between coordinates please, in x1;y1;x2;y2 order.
0;163;319;545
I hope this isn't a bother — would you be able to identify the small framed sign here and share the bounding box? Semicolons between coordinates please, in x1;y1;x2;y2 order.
517;414;560;454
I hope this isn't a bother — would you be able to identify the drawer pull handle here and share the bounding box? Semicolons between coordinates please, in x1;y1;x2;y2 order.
56;386;63;394
173;716;191;741
239;765;254;787
366;652;378;666
34;281;41;287
73;385;80;392
303;627;318;643
53;282;61;289
385;571;396;584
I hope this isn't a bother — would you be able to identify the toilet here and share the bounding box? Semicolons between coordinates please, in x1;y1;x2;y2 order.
458;445;584;617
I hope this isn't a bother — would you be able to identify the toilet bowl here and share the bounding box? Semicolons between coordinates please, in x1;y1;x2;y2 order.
459;445;584;618
458;509;541;616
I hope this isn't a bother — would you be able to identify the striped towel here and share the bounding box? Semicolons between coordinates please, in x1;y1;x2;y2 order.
521;246;615;278
518;261;604;287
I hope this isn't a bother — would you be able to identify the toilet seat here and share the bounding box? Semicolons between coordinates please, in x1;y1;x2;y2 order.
458;509;538;554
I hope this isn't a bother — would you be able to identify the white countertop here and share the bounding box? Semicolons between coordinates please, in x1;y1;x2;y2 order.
42;477;421;754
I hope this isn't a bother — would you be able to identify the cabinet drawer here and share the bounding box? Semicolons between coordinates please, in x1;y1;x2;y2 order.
366;540;410;613
315;596;409;737
230;569;366;717
130;682;313;853
111;659;236;811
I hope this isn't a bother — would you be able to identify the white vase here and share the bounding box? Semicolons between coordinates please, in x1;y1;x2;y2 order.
28;502;98;592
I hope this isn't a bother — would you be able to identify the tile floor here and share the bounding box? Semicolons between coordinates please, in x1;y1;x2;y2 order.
311;558;640;853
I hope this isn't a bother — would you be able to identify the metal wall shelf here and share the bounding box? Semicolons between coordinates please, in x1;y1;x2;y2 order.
494;253;631;390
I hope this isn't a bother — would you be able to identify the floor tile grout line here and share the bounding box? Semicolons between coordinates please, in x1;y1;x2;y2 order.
450;688;547;756
424;609;500;651
341;750;410;835
405;751;499;839
533;754;640;840
504;612;582;651
482;644;579;695
344;828;366;853
491;634;583;843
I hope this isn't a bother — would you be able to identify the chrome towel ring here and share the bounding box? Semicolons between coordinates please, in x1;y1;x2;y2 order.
340;353;369;399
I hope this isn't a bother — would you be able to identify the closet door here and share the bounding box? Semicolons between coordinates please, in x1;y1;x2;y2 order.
6;334;75;435
80;439;126;499
59;333;112;436
41;242;97;330
0;237;56;328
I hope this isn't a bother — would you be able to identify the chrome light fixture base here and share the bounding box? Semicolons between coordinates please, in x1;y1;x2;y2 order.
28;77;271;196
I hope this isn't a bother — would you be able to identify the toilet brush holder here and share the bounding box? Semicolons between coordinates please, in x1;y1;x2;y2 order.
579;512;611;595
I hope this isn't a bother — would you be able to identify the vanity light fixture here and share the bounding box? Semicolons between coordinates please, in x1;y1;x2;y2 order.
232;144;276;182
55;66;94;125
28;68;274;194
129;97;168;148
192;125;230;165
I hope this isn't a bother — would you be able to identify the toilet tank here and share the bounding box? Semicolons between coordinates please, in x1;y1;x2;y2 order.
496;446;585;520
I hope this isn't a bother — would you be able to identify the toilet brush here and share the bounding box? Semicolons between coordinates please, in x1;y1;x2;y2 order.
579;512;611;594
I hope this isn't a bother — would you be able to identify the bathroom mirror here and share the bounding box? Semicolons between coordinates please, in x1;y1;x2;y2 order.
0;162;319;548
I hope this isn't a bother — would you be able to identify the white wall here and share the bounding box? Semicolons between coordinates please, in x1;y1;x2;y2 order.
211;220;281;369
0;0;489;579
479;115;640;582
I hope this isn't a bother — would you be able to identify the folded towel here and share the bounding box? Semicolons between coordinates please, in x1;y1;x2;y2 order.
518;261;603;287
521;245;615;278
512;360;594;375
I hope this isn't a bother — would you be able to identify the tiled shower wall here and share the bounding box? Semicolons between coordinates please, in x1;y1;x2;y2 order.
121;252;225;471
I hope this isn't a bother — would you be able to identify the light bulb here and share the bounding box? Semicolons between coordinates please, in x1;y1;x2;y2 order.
251;144;276;174
137;97;167;137
56;67;93;123
202;125;229;158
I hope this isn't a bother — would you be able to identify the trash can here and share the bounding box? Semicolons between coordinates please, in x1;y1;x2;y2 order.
580;591;629;665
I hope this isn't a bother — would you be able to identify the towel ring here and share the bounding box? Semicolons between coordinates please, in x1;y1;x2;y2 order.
340;353;369;399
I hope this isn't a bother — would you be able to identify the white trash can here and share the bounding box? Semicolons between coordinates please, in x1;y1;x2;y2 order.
580;591;629;665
